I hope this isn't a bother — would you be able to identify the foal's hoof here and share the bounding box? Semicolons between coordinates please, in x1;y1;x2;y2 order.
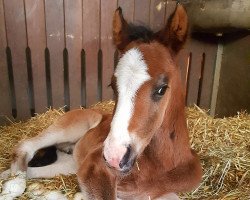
0;171;26;199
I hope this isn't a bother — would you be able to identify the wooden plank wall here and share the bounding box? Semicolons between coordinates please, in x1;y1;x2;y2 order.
4;0;30;120
0;0;12;124
65;0;82;110
25;0;47;115
0;0;217;123
82;0;100;107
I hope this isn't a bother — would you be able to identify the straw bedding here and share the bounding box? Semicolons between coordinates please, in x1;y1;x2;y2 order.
0;101;249;199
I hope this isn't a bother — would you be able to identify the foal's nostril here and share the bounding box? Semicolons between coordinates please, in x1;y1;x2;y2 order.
119;146;131;169
103;154;107;162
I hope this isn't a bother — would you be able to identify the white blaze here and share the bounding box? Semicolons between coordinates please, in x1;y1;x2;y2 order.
104;48;150;166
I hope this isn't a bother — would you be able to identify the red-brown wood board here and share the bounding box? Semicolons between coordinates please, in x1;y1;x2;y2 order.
0;0;217;123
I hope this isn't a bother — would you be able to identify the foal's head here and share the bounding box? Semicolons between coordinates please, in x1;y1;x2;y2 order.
103;4;188;173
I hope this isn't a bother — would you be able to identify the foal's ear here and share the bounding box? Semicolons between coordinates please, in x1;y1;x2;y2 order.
113;7;129;50
155;4;188;54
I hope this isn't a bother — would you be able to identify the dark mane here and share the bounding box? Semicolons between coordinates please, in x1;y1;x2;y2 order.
127;24;154;43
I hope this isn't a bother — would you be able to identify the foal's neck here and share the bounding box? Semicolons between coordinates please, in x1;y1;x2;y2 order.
147;96;191;171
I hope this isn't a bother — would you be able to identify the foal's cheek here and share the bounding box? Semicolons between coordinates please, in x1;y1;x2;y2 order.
151;102;164;123
149;99;168;129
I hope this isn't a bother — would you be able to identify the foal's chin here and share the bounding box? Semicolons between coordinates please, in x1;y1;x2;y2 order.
104;156;137;175
120;157;137;175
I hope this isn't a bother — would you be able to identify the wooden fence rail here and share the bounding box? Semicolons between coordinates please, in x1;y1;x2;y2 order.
0;0;217;123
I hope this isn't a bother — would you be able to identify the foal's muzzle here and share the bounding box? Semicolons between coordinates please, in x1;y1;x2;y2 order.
103;145;135;173
118;146;136;172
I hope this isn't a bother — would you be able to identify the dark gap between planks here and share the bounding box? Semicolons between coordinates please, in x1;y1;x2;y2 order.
98;49;103;102
6;47;17;118
197;52;206;106
45;47;53;109
81;49;86;108
63;48;70;111
26;47;35;116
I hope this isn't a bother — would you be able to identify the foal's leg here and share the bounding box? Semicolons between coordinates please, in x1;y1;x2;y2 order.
27;150;76;178
77;149;117;200
11;109;103;174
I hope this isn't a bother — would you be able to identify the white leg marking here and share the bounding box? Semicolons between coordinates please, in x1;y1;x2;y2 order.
11;109;102;174
11;129;79;174
73;192;88;200
27;151;76;179
0;171;26;199
57;143;75;154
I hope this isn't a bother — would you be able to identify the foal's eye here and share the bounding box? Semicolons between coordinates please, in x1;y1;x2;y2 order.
153;84;168;100
156;85;168;96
